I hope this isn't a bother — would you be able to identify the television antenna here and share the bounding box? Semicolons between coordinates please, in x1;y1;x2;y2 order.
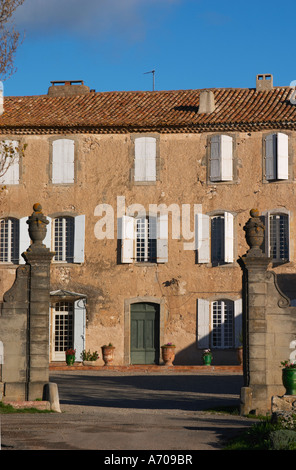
144;69;155;91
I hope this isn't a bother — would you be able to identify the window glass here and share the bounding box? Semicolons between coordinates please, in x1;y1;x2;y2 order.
269;214;289;262
211;299;234;348
0;217;19;263
211;215;225;265
136;217;157;263
54;217;74;262
54;302;74;354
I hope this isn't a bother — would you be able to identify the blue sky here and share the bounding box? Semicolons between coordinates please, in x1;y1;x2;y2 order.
3;0;296;97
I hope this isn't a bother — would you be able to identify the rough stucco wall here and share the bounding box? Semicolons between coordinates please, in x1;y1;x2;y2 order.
0;130;295;364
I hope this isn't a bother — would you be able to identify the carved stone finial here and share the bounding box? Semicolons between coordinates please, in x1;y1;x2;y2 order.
243;209;265;256
26;203;49;247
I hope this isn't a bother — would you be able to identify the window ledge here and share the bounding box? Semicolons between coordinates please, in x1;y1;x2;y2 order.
52;261;83;266
134;262;158;267
133;181;157;186
197;262;238;268
208;180;237;185
0;263;18;268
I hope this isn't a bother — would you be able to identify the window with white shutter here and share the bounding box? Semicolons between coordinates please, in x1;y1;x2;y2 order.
210;135;233;182
121;213;168;263
265;133;289;181
53;215;85;264
196;211;234;265
197;298;242;350
134;137;157;182
211;212;234;265
52;139;75;184
0;140;20;185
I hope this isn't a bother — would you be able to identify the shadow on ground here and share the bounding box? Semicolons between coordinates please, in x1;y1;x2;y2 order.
50;372;244;411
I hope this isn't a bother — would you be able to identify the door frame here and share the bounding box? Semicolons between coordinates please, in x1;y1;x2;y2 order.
50;290;86;362
124;297;166;365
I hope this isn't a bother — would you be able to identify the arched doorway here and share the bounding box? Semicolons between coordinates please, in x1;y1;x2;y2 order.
130;302;160;365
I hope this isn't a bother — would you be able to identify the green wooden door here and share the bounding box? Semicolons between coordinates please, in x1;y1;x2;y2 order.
130;303;160;364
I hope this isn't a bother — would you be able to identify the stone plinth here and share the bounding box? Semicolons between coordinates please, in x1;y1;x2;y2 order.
271;395;296;412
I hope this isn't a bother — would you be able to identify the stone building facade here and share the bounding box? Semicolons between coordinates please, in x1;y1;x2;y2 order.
0;75;295;366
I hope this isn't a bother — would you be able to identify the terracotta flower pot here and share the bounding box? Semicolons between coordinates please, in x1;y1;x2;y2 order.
161;345;176;366
101;346;115;366
237;347;243;365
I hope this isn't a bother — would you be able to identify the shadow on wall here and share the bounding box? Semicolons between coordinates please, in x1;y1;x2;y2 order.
174;342;241;366
277;274;296;305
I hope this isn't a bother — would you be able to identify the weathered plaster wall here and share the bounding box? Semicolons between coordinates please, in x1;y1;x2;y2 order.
0;130;295;364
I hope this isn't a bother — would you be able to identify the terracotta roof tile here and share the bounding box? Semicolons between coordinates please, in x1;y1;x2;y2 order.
0;86;296;134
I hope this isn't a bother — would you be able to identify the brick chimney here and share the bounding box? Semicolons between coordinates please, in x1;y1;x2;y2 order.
48;80;90;96
256;74;273;91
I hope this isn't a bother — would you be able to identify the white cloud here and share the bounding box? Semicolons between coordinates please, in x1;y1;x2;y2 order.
13;0;179;41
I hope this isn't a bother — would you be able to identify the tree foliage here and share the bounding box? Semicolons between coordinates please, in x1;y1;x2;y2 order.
0;0;25;80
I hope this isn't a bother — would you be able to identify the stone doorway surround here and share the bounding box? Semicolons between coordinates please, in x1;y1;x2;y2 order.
124;297;166;365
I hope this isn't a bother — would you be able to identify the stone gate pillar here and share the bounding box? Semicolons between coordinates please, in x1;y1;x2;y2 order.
23;203;54;400
239;209;296;415
239;209;271;414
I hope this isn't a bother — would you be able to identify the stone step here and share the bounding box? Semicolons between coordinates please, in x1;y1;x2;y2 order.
49;362;243;372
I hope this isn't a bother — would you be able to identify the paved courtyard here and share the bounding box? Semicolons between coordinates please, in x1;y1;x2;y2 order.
0;369;256;452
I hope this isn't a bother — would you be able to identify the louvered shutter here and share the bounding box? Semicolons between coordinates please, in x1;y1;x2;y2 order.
157;213;168;263
0;341;3;365
145;137;156;181
210;135;221;181
121;215;135;263
277;132;289;180
73;299;86;362
134;137;156;182
234;299;243;348
224;212;234;263
52;139;75;184
221;135;233;181
134;138;146;181
196;213;210;263
197;299;210;348
19;217;30;264
44;216;51;250
264;212;270;256
2;160;19;185
74;215;85;263
0;140;19;185
265;134;276;180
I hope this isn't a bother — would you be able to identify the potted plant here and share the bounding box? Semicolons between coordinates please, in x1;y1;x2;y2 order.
65;348;76;366
281;360;296;395
161;343;176;366
202;349;213;365
81;349;99;366
101;343;115;366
